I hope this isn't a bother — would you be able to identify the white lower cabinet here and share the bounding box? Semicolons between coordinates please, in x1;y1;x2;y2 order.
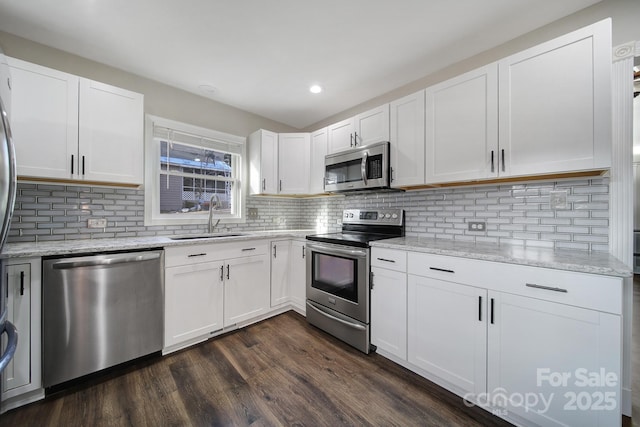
1;258;43;413
164;261;224;349
224;253;270;326
164;241;270;352
270;240;291;307
371;267;407;360
371;248;408;360
487;292;620;427
407;275;487;396
370;249;623;427
289;240;307;313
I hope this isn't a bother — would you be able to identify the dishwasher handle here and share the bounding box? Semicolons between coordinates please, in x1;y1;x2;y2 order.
52;252;162;269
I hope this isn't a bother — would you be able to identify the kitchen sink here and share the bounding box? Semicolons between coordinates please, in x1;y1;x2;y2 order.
169;233;246;241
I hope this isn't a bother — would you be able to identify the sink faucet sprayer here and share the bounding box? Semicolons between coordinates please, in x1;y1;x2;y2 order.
208;194;221;233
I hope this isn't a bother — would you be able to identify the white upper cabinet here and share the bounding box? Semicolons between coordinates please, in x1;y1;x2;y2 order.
390;90;426;187
79;79;144;184
425;64;498;184
248;129;278;195
8;57;144;185
278;132;310;194
309;128;328;194
8;58;79;180
327;104;390;154
327;117;354;153
498;19;612;177
354;104;389;147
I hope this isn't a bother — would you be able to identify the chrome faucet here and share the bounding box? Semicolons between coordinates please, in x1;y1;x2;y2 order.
208;194;220;233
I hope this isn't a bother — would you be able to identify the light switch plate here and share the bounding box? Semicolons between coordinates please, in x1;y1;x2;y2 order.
549;190;568;209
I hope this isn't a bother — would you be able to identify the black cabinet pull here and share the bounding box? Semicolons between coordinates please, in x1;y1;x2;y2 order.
501;149;505;172
273;245;277;258
478;296;482;321
226;264;230;280
219;265;224;282
354;131;358;146
490;298;495;324
279;180;282;192
82;155;86;175
302;246;305;259
241;247;256;252
429;266;454;274
187;253;207;258
350;133;354;147
71;154;74;174
377;257;396;263
262;178;266;191
20;271;24;296
490;151;494;173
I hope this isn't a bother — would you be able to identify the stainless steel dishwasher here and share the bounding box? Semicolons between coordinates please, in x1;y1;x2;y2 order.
42;249;164;388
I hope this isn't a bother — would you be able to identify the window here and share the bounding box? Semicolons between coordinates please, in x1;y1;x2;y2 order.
145;115;246;226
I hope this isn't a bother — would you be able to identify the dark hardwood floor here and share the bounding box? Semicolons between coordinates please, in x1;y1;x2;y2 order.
0;311;514;427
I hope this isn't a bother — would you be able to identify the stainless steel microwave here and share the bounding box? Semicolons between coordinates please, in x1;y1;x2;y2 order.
324;141;390;193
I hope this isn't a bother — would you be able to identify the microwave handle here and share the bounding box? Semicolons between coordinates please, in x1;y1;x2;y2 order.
361;152;368;185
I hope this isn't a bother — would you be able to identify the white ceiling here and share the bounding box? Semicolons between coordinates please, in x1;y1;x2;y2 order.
0;0;602;129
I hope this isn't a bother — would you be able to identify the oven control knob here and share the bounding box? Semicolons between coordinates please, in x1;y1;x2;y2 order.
392;213;398;219
384;213;391;219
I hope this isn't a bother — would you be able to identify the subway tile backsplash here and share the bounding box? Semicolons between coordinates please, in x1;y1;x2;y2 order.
8;177;610;252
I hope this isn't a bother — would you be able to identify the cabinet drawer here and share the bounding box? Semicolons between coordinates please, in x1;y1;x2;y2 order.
218;240;268;260
490;263;623;315
165;244;221;267
408;252;623;314
371;248;407;272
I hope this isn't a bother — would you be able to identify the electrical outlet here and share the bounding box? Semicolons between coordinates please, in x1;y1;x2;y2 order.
248;208;258;219
549;190;568;209
468;221;486;232
87;218;107;228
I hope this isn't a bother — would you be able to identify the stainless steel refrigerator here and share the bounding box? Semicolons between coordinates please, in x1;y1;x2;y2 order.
0;46;18;373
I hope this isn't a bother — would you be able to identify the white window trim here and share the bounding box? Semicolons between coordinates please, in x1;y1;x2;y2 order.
144;115;247;226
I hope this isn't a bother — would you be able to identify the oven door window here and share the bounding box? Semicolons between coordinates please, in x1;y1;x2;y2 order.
311;252;358;303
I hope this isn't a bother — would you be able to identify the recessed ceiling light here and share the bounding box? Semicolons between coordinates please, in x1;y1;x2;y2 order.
309;84;322;94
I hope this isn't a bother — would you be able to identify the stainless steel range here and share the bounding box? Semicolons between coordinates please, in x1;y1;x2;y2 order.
305;209;404;353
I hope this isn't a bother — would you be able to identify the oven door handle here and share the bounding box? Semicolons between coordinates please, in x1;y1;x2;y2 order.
306;301;367;331
306;242;368;259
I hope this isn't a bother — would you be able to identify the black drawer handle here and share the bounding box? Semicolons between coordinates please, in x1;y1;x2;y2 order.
526;283;567;293
429;267;454;274
187;253;207;258
242;247;256;252
376;258;396;263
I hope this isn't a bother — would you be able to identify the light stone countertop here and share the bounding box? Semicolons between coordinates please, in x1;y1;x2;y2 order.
0;229;314;259
371;236;632;278
2;232;633;278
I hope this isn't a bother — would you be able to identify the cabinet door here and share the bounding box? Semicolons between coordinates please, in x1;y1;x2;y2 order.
309;128;328;194
371;267;407;360
289;240;307;312
390;90;425;187
224;254;270;326
425;64;498;184
354;104;389;147
408;274;487;396
498;19;611;177
270;241;290;307
327;118;354;154
249;129;278;194
278;133;310;194
164;261;224;348
8;58;78;180
78;79;144;184
2;264;31;393
487;292;620;427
